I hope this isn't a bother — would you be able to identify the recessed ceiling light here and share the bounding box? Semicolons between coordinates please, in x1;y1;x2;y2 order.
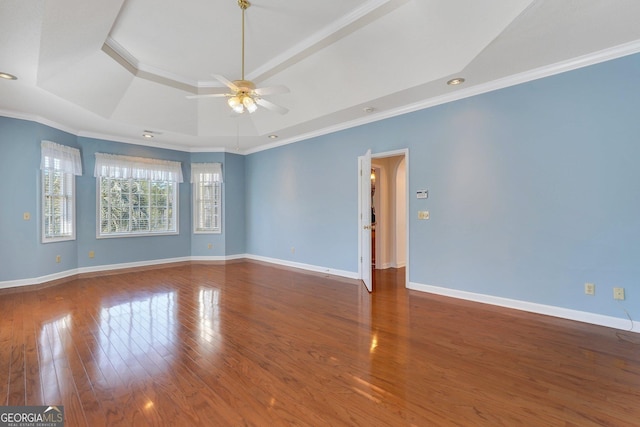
363;107;375;113
0;72;18;80
268;134;278;139
447;77;465;86
142;131;155;138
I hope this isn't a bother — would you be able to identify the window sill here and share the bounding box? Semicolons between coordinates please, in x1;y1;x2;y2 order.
96;231;179;239
42;236;76;244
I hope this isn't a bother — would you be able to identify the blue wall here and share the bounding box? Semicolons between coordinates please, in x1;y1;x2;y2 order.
1;52;639;323
245;135;360;270
186;151;246;257
189;152;227;257
245;53;640;320
0;117;80;280
0;122;244;280
76;137;193;268
223;153;246;256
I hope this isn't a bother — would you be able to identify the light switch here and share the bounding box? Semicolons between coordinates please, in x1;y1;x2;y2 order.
23;212;31;220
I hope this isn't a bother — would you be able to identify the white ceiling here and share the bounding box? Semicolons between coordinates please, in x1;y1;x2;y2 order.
2;0;640;153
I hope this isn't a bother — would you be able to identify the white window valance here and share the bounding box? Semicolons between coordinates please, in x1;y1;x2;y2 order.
190;163;223;183
94;153;184;183
40;140;83;175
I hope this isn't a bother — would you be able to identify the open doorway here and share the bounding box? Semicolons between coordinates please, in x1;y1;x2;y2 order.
358;149;409;291
363;149;408;290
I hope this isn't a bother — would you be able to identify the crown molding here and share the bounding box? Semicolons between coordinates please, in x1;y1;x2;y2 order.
0;108;80;136
4;39;640;155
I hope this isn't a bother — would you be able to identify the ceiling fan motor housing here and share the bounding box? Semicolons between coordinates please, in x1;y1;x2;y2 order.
233;79;256;95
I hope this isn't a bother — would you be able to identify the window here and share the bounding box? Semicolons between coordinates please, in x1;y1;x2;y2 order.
191;163;223;233
95;153;183;237
40;141;82;243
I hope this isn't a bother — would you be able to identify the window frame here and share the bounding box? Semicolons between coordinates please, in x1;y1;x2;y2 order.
94;152;183;239
96;176;179;239
41;168;76;243
192;177;222;234
40;141;82;244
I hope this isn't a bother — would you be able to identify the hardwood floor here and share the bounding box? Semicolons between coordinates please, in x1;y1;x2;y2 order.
1;262;639;426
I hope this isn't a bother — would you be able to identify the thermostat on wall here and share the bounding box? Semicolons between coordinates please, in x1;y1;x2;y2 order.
416;190;428;199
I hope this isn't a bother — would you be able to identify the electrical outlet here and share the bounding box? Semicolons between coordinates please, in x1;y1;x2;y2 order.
613;287;625;300
291;247;295;254
584;282;595;295
56;255;61;263
418;211;430;220
207;243;212;249
89;251;95;258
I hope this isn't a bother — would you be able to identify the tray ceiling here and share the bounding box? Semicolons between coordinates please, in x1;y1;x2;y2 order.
1;0;640;152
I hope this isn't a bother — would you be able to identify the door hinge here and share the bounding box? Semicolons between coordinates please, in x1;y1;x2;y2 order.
360;256;363;262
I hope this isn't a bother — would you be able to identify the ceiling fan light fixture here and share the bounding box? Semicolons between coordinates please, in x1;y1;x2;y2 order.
243;96;257;113
228;96;244;113
188;0;288;115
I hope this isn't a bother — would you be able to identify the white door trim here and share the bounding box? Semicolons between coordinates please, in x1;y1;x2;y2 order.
359;148;410;289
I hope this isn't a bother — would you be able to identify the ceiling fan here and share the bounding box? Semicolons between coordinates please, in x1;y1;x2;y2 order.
187;0;289;115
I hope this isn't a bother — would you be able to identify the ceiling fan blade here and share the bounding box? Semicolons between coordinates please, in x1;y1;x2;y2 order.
186;93;231;99
254;85;290;96
256;98;289;115
212;74;239;92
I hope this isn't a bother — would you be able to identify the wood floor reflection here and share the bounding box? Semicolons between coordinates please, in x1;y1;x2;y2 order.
1;262;639;426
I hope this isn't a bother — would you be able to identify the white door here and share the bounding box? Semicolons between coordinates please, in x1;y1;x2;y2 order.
359;149;372;292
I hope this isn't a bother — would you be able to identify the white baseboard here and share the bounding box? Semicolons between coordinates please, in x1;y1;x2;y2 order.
0;254;359;290
0;256;193;290
408;282;639;333
0;270;78;290
190;255;234;262
244;254;359;280
77;257;192;275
